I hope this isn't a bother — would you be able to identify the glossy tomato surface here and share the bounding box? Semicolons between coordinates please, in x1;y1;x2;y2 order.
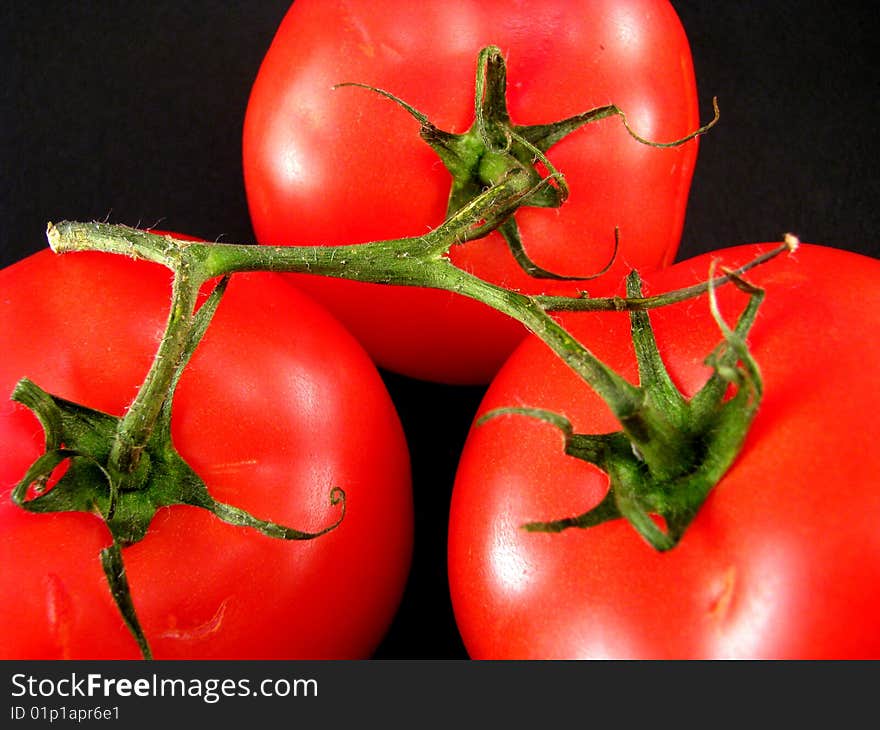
0;248;413;659
449;243;880;658
243;0;701;384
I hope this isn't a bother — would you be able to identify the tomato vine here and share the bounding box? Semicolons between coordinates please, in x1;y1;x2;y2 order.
10;47;791;659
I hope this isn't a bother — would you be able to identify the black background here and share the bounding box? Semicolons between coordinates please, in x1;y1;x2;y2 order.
1;2;877;660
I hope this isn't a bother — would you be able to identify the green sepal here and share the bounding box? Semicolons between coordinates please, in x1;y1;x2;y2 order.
101;540;152;660
480;269;765;552
10;379;150;541
339;44;716;281
9;274;346;659
11;379;347;544
10;378;347;658
339;46;640;281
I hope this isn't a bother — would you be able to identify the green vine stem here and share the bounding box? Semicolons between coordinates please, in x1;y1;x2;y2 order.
48;198;795;482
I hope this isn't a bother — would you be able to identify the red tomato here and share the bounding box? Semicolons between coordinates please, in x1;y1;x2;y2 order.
243;0;700;384
448;243;880;659
0;248;413;659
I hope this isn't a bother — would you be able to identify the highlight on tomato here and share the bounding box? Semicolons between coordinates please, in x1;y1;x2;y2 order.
243;0;702;384
448;243;880;659
0;247;413;659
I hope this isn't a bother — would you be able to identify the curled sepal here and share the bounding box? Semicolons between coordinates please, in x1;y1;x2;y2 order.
12;448;118;518
183;485;347;541
480;264;765;551
702;261;764;408
502;219;620;283
12;380;161;545
11;378;133;528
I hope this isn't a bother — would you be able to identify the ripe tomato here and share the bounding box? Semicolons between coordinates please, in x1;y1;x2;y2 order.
448;243;880;659
243;0;700;384
0;248;412;659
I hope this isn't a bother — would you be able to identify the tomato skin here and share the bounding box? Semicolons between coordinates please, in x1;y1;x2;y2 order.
243;0;700;384
0;249;413;659
448;244;880;659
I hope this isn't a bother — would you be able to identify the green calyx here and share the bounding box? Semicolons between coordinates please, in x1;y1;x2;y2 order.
480;266;764;551
338;45;717;280
10;275;345;660
11;380;345;547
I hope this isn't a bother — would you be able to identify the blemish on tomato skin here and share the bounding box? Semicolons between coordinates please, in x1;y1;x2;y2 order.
45;573;75;659
204;459;259;475
708;566;737;623
160;599;229;641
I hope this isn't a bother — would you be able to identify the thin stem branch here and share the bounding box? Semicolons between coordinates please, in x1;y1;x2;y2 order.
536;239;795;312
107;262;199;477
